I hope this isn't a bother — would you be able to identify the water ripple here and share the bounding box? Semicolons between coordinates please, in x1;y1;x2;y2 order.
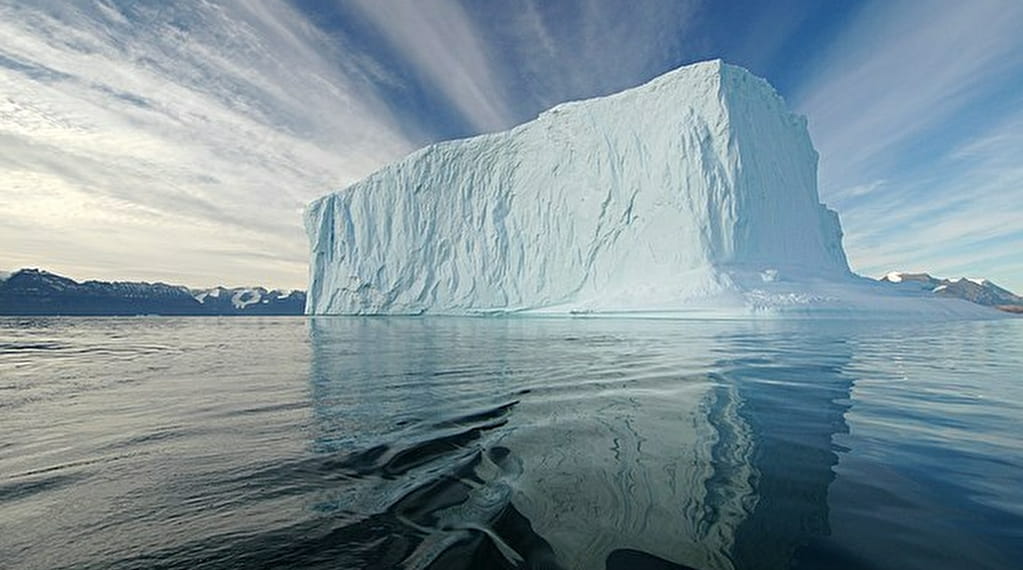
0;316;1020;569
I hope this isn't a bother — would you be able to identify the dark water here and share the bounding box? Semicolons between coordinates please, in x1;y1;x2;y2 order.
1;316;1021;570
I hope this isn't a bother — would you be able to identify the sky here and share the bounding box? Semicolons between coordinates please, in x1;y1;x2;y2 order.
1;0;1021;291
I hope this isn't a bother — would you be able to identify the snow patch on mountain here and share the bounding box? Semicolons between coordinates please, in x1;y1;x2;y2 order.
231;289;261;309
881;272;1021;311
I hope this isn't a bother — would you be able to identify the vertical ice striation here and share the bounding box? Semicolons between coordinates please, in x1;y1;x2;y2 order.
305;60;852;315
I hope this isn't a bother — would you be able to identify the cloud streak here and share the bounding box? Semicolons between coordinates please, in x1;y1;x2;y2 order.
838;110;1023;285
0;0;412;288
797;0;1023;189
795;0;1023;290
347;0;514;134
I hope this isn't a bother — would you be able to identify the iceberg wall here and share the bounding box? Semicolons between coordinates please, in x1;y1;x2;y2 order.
304;60;973;316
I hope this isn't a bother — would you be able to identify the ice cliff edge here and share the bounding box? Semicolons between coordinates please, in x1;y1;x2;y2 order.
305;60;986;317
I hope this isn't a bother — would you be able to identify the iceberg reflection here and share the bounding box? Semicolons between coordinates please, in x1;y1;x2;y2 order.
306;317;855;569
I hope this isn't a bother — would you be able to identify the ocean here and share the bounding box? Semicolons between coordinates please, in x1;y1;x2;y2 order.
1;316;1021;569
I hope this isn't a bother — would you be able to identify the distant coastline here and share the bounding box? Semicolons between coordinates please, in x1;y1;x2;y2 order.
0;269;305;316
879;272;1023;315
1;267;1018;317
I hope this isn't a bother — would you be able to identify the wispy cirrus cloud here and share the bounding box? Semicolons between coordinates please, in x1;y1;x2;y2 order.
346;0;514;134
0;0;411;288
795;0;1023;290
796;0;1023;190
837;111;1023;284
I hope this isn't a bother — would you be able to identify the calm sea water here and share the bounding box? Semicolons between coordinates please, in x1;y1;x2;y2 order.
1;316;1021;570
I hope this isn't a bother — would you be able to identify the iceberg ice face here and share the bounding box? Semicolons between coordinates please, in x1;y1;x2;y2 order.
305;61;855;315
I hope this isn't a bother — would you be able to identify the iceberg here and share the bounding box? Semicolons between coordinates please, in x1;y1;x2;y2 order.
305;60;999;318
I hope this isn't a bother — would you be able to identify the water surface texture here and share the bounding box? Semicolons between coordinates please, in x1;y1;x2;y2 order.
1;317;1021;569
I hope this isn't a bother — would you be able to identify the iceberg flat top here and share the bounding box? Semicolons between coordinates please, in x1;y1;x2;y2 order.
305;60;1000;319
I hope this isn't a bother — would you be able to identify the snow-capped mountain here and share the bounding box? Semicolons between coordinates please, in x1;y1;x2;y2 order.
881;272;1022;312
305;60;997;318
191;286;304;314
0;269;305;316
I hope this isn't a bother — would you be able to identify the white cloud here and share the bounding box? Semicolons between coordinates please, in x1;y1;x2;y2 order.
837;110;1023;290
831;179;887;200
795;0;1023;291
0;0;413;288
347;0;514;133
796;0;1023;191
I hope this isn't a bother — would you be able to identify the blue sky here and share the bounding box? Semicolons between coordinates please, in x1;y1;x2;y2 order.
1;0;1021;291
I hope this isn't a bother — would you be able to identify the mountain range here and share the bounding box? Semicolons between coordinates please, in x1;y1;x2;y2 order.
880;272;1022;313
0;269;305;316
1;267;1017;316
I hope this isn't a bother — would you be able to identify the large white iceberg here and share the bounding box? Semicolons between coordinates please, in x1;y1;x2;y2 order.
305;60;998;318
